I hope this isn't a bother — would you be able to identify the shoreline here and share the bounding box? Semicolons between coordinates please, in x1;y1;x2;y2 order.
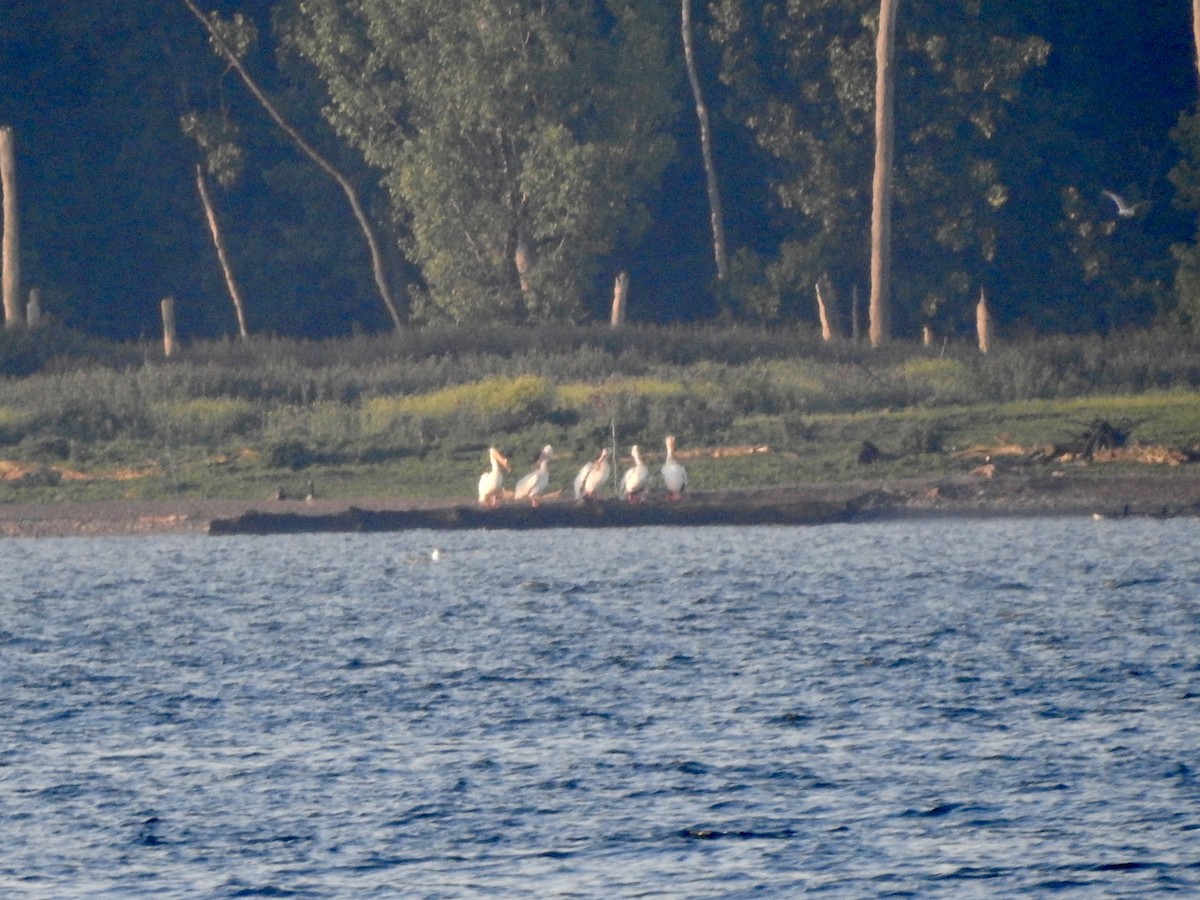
0;470;1198;537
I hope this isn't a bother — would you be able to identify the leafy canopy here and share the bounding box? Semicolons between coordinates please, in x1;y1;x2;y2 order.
284;0;678;323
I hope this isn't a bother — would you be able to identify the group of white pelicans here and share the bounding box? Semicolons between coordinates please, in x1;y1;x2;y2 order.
478;435;688;508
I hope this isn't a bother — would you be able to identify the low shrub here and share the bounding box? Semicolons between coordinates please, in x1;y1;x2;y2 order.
267;439;317;470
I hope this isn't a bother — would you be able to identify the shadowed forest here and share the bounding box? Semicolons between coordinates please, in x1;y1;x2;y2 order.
2;1;1199;342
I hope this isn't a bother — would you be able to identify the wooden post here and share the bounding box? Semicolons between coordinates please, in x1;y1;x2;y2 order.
26;287;39;327
196;165;248;340
610;270;629;327
976;288;991;354
922;324;933;347
851;285;861;344
1;126;19;329
161;296;178;358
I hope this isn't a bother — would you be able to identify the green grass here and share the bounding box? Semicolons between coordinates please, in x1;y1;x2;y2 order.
0;325;1198;503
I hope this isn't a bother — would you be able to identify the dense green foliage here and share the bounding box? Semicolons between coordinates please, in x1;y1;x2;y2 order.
0;325;1198;502
713;0;1050;332
0;1;1196;341
285;0;677;323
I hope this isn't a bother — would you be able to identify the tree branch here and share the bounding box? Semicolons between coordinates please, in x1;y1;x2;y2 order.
180;0;404;330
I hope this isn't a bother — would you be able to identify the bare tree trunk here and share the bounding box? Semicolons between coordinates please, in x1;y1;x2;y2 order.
196;166;249;340
181;0;404;331
1193;0;1200;87
611;271;629;327
161;296;178;358
1;127;19;329
681;0;730;301
514;238;533;301
869;0;898;348
976;287;991;354
814;275;841;342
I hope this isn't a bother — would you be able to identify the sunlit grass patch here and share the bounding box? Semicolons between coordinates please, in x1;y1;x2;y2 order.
0;405;30;427
991;391;1200;447
365;374;553;428
555;376;686;408
151;397;259;443
0;404;34;443
889;356;977;403
761;360;826;394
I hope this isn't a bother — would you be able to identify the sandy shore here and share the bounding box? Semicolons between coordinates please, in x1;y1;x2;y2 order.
1;469;1198;537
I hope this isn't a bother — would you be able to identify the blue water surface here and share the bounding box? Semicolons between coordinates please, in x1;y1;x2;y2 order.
2;519;1199;897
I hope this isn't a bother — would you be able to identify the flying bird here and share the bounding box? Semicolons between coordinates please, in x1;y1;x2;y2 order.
1101;190;1148;218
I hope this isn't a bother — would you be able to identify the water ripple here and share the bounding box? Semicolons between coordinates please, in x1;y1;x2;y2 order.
1;521;1198;896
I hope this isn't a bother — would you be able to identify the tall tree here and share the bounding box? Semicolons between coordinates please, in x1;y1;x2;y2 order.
283;0;678;323
711;0;1047;336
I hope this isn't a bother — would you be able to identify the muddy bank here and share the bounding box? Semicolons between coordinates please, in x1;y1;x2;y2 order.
208;490;857;535
207;471;1200;535
0;470;1198;538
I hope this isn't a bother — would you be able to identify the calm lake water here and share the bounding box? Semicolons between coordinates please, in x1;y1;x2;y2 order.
2;520;1199;898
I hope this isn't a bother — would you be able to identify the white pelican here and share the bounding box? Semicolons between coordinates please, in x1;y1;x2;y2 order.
477;446;510;507
620;445;649;502
661;434;687;501
513;444;554;507
573;460;591;499
577;447;610;501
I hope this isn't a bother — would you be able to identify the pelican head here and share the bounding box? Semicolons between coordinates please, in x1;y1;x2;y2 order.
489;446;511;471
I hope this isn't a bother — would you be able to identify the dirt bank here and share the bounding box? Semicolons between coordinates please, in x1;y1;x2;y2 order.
0;469;1197;537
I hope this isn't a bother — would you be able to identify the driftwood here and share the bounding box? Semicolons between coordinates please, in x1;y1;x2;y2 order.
1078;418;1130;460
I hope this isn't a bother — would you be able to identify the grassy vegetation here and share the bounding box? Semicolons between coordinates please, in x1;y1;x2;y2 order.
0;323;1199;504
